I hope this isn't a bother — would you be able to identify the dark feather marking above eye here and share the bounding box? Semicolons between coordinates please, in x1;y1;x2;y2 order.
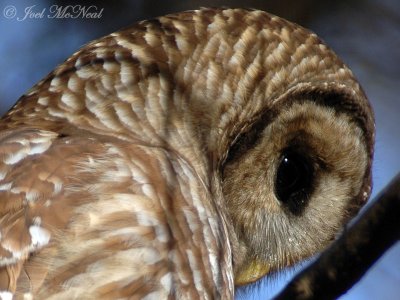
304;91;374;150
223;92;361;170
223;110;277;168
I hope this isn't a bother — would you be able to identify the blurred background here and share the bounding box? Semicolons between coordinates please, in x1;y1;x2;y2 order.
0;0;399;299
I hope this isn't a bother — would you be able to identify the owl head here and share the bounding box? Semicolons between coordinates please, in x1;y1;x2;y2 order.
194;9;376;285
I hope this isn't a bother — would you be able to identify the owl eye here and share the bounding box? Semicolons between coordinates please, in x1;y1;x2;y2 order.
275;149;314;214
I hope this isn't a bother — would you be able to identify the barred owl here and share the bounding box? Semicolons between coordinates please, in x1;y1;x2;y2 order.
0;8;374;299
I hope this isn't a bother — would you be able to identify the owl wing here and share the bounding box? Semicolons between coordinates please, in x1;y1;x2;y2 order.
0;127;232;299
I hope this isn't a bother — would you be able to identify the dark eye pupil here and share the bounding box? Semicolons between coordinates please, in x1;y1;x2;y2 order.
275;150;314;215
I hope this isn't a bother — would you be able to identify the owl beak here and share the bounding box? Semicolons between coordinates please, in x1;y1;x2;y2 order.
234;260;271;286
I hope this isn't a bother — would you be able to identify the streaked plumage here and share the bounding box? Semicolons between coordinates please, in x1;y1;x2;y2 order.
0;8;374;299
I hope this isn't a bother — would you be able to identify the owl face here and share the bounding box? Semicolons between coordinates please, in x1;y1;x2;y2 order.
222;100;368;285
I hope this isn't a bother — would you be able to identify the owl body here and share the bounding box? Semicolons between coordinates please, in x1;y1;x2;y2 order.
0;8;374;299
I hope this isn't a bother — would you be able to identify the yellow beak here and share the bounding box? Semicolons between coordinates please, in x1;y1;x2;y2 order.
234;260;271;286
